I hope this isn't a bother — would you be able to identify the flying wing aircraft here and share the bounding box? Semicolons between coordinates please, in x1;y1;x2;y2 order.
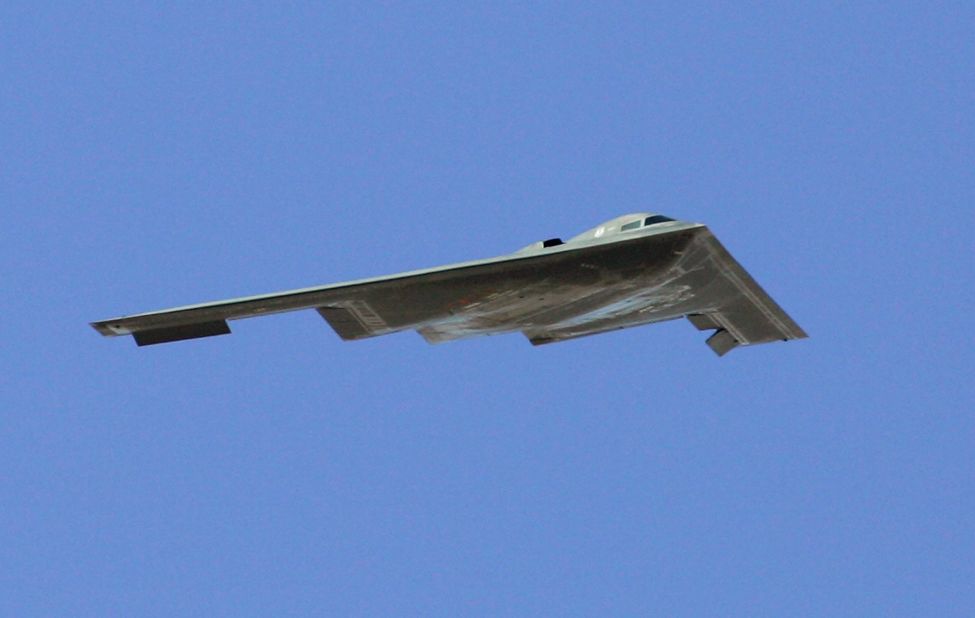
91;213;806;356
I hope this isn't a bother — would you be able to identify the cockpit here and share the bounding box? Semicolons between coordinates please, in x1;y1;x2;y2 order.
516;213;682;253
620;215;676;231
560;213;682;244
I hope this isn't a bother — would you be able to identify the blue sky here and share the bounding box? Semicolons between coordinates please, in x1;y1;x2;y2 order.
2;3;973;616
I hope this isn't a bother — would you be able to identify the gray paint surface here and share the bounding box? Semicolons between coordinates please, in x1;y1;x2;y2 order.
91;214;807;355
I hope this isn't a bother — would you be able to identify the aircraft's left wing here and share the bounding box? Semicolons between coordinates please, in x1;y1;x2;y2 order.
522;227;808;355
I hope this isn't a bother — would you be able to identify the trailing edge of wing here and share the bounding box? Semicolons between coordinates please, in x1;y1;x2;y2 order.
132;320;231;346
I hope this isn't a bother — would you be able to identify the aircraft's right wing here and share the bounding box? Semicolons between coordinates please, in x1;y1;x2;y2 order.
522;227;807;355
681;228;807;354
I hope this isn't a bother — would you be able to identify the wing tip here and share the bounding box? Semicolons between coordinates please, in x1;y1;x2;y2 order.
90;320;121;337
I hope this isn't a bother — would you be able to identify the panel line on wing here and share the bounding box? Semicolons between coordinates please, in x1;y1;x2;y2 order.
345;300;389;331
709;311;746;343
699;233;800;340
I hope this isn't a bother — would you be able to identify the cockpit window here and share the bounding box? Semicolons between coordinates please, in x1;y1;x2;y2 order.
620;220;642;231
645;215;675;225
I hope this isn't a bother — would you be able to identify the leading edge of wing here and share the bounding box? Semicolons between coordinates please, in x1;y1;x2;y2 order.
90;222;707;343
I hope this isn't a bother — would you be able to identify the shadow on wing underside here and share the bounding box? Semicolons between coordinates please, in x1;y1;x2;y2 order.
417;285;609;343
417;268;693;344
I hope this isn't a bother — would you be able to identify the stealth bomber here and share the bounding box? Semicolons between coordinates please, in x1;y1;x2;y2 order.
91;214;806;356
